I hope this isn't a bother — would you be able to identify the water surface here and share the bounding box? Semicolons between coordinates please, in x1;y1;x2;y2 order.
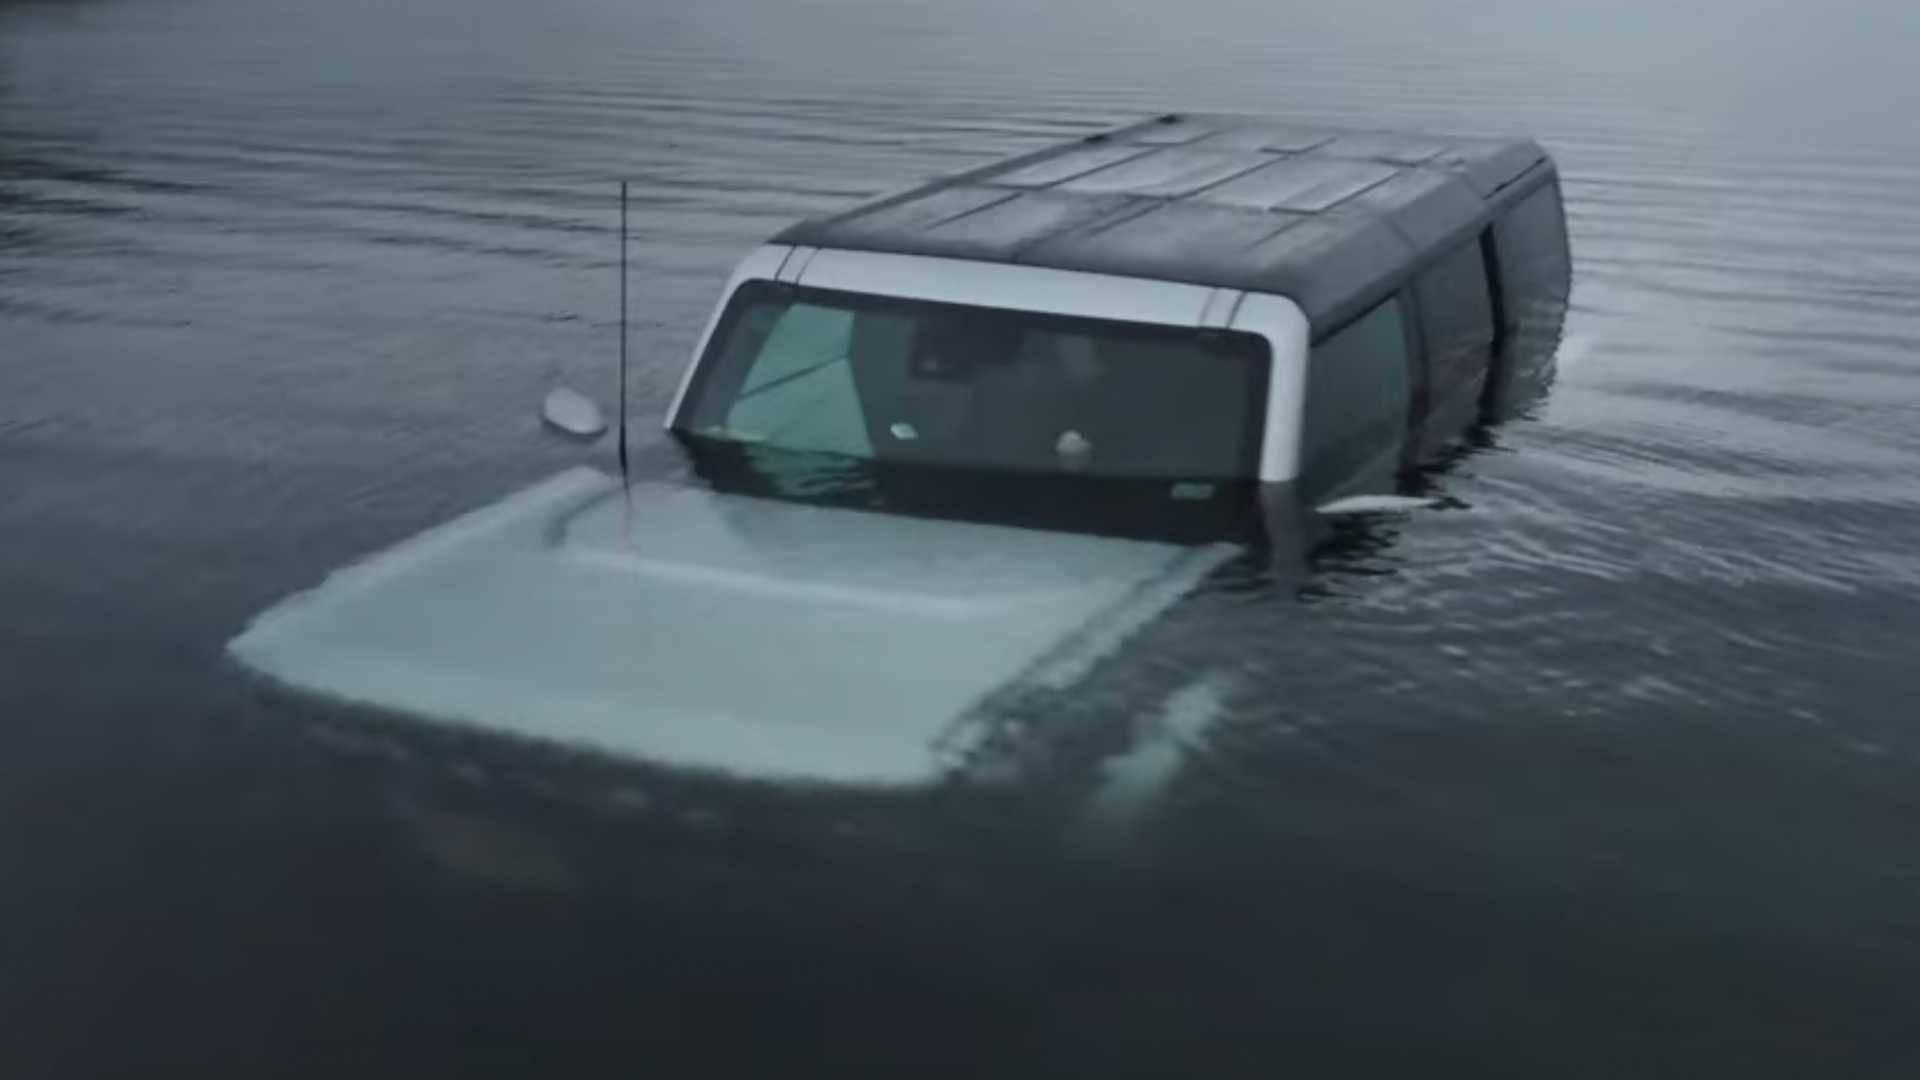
5;0;1920;1074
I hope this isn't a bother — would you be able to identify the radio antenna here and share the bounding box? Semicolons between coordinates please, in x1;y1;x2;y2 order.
617;179;630;487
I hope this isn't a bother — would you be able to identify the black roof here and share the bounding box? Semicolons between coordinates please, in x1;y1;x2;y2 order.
774;114;1555;332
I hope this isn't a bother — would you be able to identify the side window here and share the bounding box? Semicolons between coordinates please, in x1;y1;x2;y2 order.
1413;239;1496;413
1493;180;1572;336
1301;298;1410;496
721;303;873;456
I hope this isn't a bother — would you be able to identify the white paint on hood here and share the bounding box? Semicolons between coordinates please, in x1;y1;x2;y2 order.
230;468;1235;787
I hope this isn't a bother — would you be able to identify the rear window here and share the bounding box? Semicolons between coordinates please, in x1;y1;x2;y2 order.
677;283;1270;480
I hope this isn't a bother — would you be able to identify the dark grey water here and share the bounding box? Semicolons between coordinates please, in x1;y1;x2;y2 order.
7;0;1920;1074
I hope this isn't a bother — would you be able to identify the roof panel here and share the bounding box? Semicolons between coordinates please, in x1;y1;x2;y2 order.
1122;117;1220;146
987;142;1157;188
1192;124;1338;153
1059;148;1274;197
1198;156;1401;213
1320;131;1453;165
823;185;1017;244
1019;202;1308;282
1243;213;1416;330
911;189;1146;260
770;114;1559;329
1338;168;1486;251
1429;137;1547;196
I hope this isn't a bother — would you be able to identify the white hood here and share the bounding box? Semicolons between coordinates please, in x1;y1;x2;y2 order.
230;468;1233;786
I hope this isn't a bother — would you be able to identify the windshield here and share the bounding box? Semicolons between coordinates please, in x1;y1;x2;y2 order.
676;282;1270;480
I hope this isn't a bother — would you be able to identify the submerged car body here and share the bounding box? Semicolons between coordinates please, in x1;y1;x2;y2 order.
231;114;1571;790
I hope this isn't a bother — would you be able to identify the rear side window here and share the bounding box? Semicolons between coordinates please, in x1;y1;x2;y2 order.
1494;181;1573;335
1413;239;1497;408
1300;298;1410;494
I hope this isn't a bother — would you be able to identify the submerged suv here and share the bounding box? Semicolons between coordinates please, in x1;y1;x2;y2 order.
232;114;1571;793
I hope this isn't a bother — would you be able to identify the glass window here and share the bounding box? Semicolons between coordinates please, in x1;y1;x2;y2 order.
717;303;871;457
679;284;1270;480
1300;298;1410;493
1494;181;1573;335
1413;239;1497;407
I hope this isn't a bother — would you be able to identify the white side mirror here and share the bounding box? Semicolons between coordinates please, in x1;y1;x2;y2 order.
541;387;607;439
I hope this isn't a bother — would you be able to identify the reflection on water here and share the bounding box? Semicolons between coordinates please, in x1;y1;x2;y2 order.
6;0;1920;1073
